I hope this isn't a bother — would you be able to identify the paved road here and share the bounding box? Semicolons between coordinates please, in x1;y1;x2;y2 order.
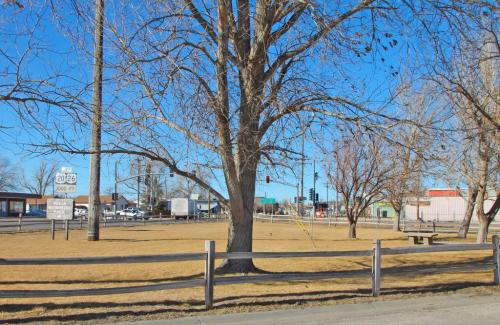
0;217;224;233
111;293;500;325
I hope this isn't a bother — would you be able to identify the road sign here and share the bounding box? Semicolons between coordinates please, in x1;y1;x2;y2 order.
47;198;74;220
55;167;77;194
260;198;276;204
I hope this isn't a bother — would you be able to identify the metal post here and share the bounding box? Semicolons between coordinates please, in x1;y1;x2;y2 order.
493;235;499;285
300;122;305;218
312;160;316;240
65;220;69;240
372;239;381;296
17;213;22;232
335;162;339;218
114;160;118;219
51;220;55;240
325;182;329;219
208;191;211;219
204;240;215;309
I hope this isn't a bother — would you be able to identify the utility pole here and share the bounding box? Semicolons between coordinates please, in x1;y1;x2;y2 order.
313;160;317;219
114;160;117;218
335;158;339;218
325;182;329;218
87;0;104;241
300;122;305;217
137;159;141;209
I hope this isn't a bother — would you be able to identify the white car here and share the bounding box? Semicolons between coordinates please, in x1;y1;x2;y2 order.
74;207;88;219
118;208;149;220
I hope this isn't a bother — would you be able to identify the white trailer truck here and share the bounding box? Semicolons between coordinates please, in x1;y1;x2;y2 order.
171;198;197;219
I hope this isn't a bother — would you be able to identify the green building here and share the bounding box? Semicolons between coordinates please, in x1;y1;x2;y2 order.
369;201;397;219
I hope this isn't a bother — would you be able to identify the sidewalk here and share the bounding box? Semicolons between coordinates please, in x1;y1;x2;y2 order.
110;292;500;324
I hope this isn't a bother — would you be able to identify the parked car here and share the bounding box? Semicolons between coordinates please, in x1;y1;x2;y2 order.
117;208;149;220
74;207;88;219
103;210;117;220
25;210;47;217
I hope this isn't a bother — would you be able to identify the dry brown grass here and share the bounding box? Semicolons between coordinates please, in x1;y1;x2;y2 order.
0;221;498;324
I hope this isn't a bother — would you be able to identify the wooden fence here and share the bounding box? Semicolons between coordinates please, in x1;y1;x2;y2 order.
0;236;498;309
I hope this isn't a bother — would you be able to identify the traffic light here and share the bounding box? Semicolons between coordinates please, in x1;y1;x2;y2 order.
314;172;319;180
309;188;314;201
169;168;174;177
265;175;270;183
315;193;319;202
112;193;118;201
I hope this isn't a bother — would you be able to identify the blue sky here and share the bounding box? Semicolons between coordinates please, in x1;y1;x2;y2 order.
0;1;454;202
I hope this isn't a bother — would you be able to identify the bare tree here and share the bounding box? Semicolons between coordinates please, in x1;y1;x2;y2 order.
0;1;87;125
0;158;18;191
22;160;57;195
429;18;499;242
96;0;385;272
384;86;441;231
325;131;392;238
8;1;496;271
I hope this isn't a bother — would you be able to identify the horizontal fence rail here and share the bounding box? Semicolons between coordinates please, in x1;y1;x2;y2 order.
0;279;205;298
1;236;499;309
0;252;206;265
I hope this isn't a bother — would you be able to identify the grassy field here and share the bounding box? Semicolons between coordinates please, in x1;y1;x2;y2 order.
0;220;498;324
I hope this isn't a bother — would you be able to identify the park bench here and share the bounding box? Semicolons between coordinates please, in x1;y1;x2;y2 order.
407;232;438;245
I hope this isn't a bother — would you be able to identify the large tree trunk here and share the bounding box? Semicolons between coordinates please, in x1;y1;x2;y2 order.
475;132;491;244
218;155;259;273
458;187;478;238
476;218;489;244
348;220;357;239
392;201;402;232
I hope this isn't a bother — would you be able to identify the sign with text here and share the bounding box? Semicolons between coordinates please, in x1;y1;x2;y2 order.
260;198;276;204
55;167;77;193
47;198;74;220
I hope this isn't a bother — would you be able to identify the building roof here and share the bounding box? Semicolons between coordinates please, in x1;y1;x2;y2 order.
26;195;54;205
425;189;460;197
0;192;41;199
74;194;129;204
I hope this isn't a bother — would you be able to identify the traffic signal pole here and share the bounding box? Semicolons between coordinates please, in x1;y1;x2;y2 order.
313;160;317;219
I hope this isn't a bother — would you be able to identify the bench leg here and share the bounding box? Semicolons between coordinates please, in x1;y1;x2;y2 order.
409;237;418;245
423;237;432;245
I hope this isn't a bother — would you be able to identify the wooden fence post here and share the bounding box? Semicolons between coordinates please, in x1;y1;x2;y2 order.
65;220;69;241
17;213;22;232
51;220;55;240
493;235;499;285
372;239;381;296
204;240;215;309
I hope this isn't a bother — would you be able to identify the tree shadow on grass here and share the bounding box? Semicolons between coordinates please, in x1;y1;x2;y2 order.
1;281;495;324
0;273;204;285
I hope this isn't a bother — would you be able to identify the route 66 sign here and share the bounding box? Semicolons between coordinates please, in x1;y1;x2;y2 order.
55;167;77;193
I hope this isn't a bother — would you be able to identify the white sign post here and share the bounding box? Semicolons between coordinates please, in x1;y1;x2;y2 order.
47;198;74;240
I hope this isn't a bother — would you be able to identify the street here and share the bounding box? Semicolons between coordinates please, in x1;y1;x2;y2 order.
0;216;223;233
111;293;500;325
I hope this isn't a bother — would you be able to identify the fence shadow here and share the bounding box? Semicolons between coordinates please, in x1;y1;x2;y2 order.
0;281;494;324
0;273;204;285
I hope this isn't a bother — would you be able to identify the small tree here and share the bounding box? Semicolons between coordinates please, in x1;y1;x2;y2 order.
326;131;392;238
384;86;439;231
22;161;57;195
0;158;18;191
